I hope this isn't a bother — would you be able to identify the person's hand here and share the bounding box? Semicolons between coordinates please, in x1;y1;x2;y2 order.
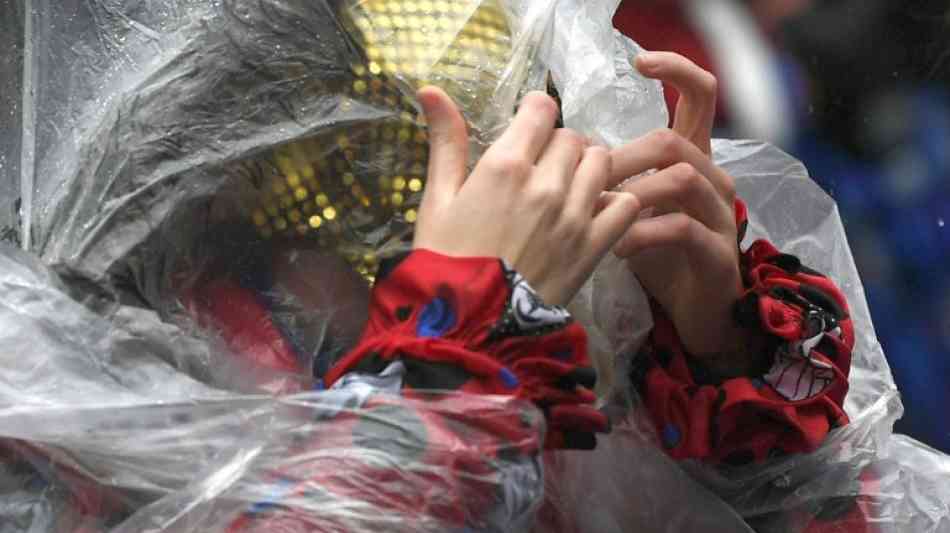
413;87;641;306
609;52;760;373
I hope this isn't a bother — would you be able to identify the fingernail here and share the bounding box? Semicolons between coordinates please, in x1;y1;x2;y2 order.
636;52;658;72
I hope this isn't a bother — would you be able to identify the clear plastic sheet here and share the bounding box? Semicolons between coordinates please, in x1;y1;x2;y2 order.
546;139;950;533
0;0;25;246
3;0;950;532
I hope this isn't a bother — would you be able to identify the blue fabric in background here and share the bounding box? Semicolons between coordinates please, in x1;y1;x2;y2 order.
792;87;950;452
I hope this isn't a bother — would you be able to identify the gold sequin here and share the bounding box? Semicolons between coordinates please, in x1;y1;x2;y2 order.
391;192;405;206
308;215;323;229
252;209;268;227
288;209;302;223
274;217;288;231
392;176;407;191
368;61;382;75
397;128;411;143
387;1;402;14
316;193;330;207
408;178;423;192
367;46;382;60
419;0;433;12
353;79;368;94
405;208;418;223
352;64;367;76
342;172;356;186
323;206;338;220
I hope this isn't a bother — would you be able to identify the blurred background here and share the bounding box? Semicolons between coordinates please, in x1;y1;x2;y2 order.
615;0;950;452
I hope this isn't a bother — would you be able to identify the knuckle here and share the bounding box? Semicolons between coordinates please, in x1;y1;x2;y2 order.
720;172;737;199
585;145;609;161
529;182;566;206
649;128;683;154
671;163;702;193
617;192;640;213
670;214;695;240
697;70;718;97
522;91;559;118
555;128;585;148
486;153;532;178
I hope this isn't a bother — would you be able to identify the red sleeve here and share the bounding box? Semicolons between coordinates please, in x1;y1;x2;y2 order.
633;198;854;465
325;248;609;450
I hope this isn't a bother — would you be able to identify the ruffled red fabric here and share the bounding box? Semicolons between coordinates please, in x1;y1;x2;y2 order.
325;249;608;450
634;199;854;465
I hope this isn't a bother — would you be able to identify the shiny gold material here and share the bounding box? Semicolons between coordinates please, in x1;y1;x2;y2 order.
246;0;513;282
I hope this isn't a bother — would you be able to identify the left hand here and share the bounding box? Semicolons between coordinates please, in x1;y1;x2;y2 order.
609;52;758;372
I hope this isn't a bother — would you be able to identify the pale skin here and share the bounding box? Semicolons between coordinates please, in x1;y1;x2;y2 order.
415;51;763;376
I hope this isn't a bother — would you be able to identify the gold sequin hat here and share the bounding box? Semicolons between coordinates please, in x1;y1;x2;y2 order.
244;0;514;282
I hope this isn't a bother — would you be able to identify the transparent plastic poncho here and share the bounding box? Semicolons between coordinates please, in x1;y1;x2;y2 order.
1;0;949;531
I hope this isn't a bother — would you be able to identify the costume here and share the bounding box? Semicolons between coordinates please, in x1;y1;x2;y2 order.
2;1;950;532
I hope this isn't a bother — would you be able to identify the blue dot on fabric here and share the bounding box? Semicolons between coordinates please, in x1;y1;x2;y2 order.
416;297;456;338
499;367;520;389
662;424;682;449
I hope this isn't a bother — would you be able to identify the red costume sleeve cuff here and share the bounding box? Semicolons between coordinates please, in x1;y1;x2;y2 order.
324;249;609;449
634;198;855;465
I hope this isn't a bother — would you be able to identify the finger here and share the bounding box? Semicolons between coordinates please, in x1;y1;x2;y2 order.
608;129;735;201
636;51;716;154
485;91;560;165
417;86;469;206
565;146;610;218
613;211;719;259
621;162;733;231
589;191;641;258
535;128;587;192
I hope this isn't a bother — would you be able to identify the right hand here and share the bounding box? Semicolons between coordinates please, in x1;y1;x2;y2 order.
413;87;641;306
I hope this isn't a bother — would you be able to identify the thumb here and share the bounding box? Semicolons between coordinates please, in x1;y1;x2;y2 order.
417;86;469;205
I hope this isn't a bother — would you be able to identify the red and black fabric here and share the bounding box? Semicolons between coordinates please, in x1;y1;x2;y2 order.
182;279;308;394
630;198;855;465
225;393;540;533
324;248;609;451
